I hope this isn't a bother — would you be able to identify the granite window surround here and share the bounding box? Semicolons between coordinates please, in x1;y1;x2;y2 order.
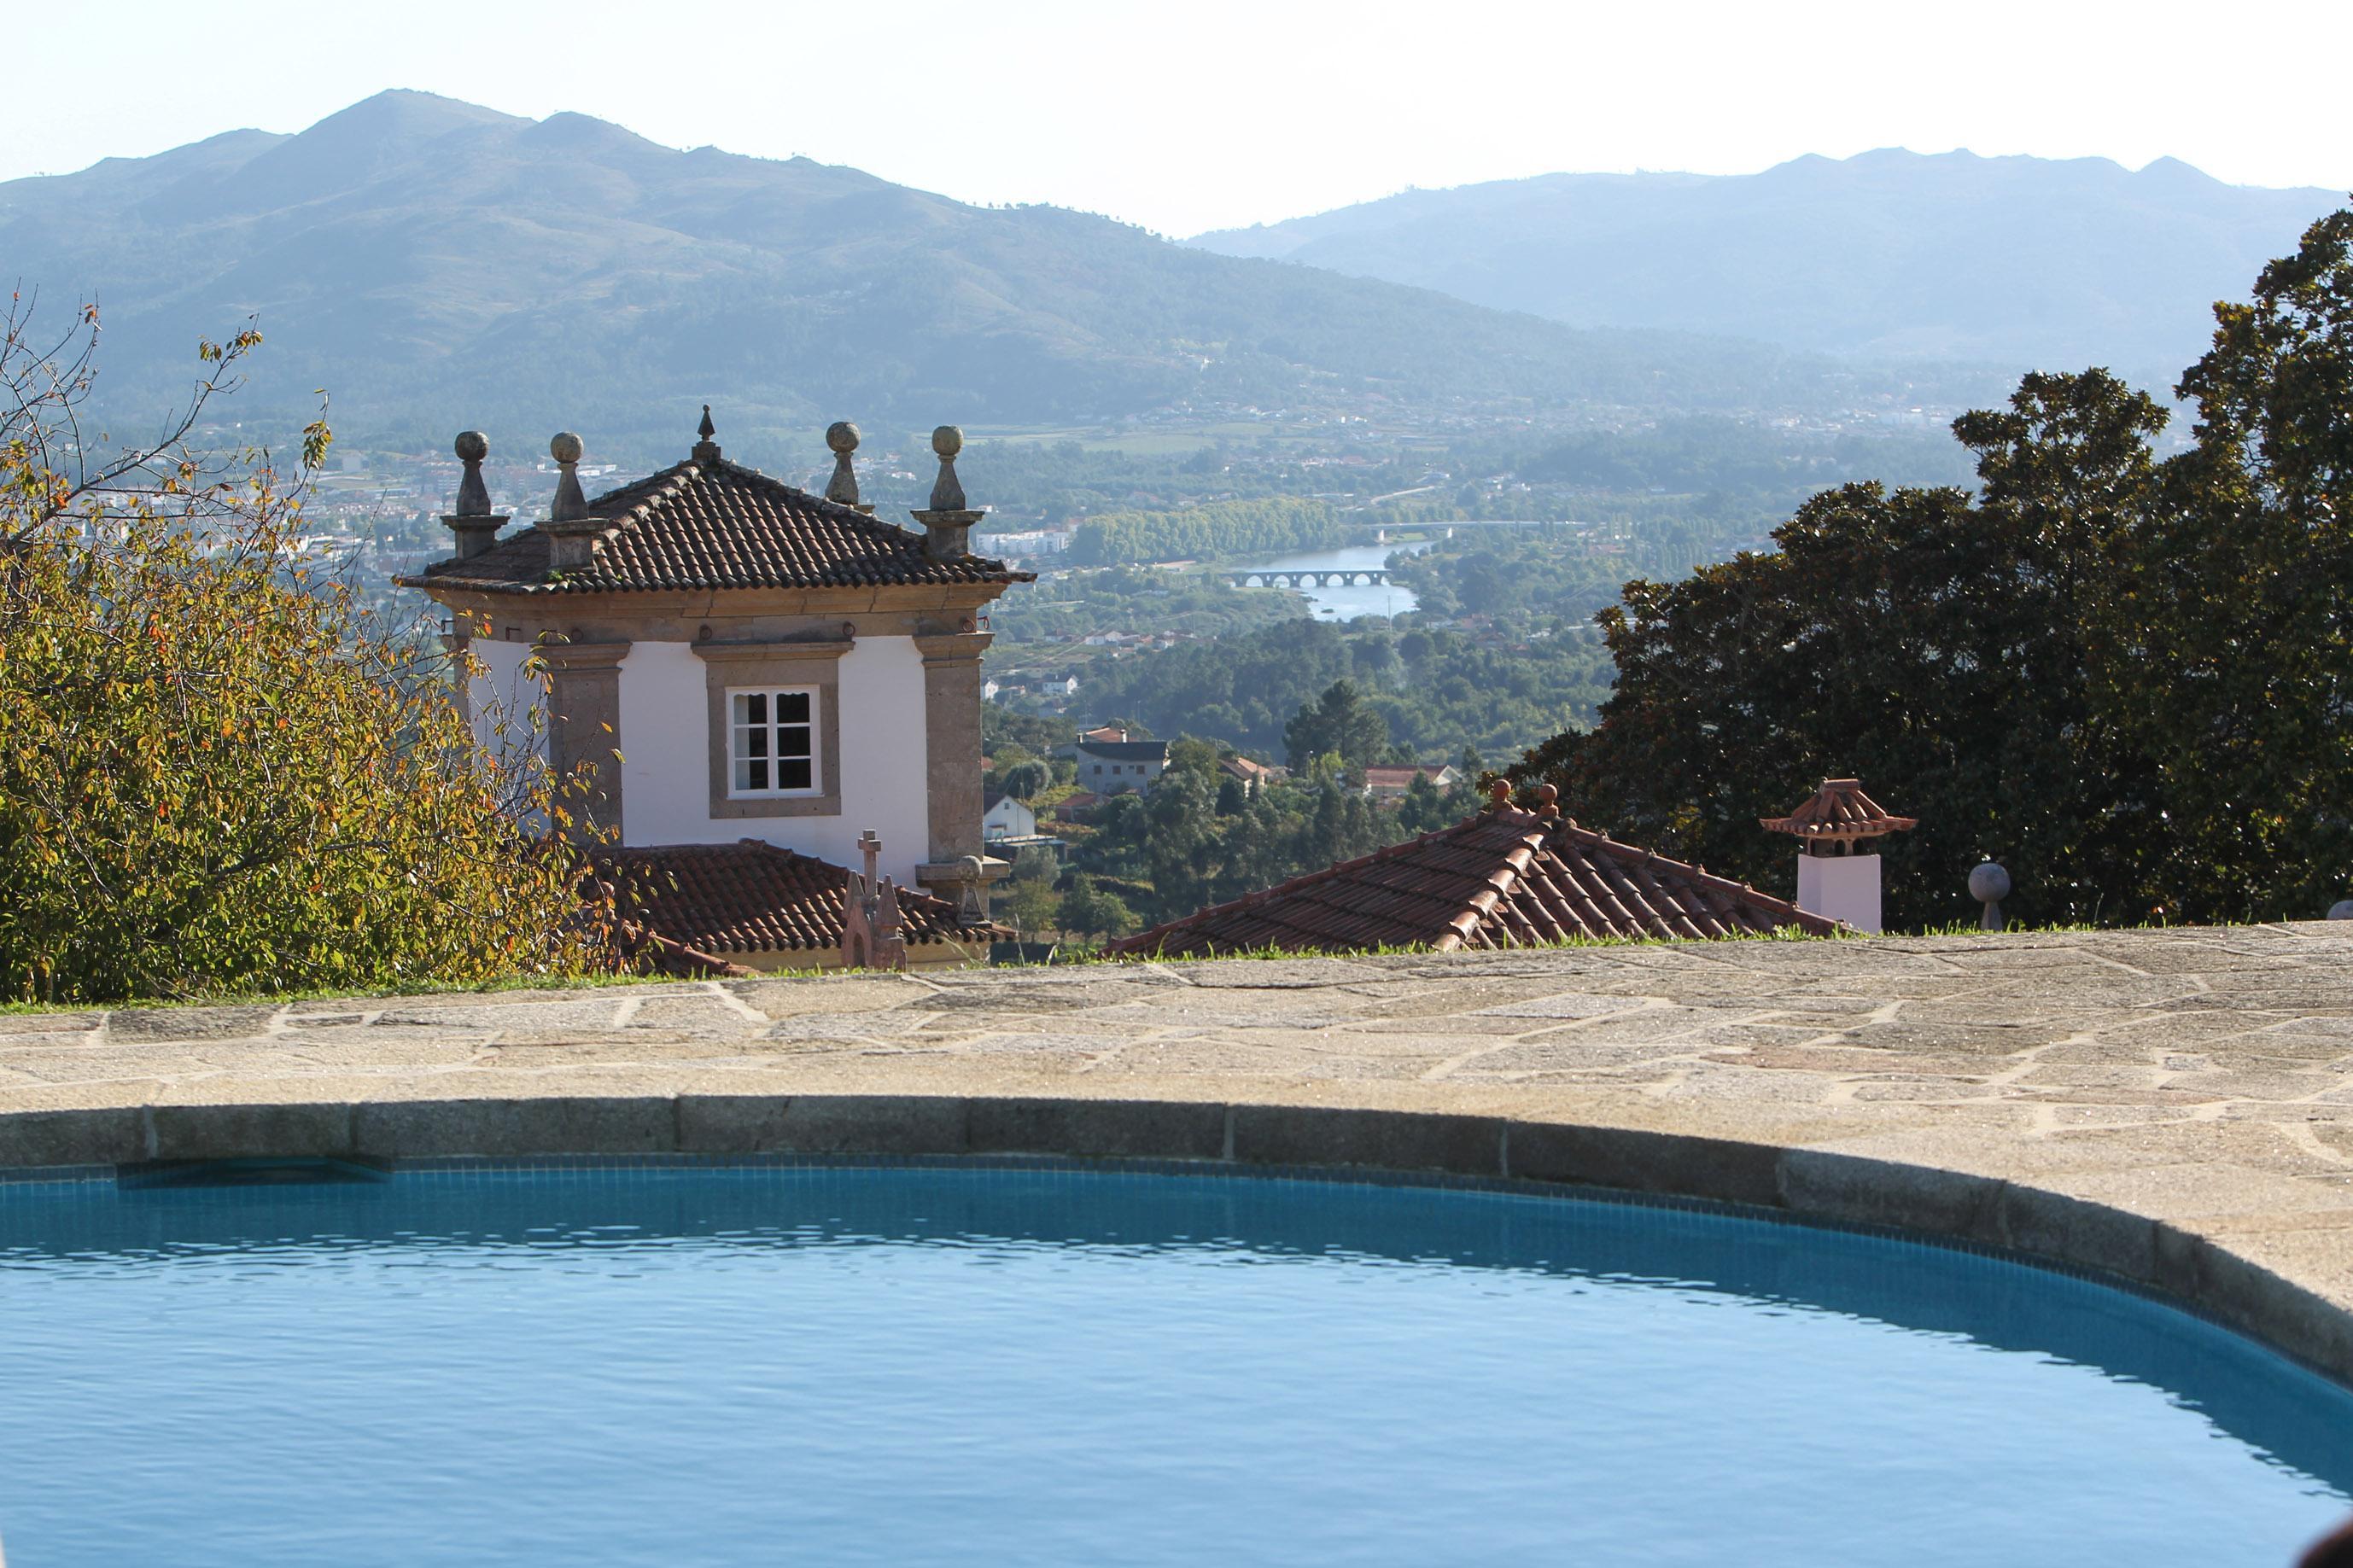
727;686;820;798
692;638;850;819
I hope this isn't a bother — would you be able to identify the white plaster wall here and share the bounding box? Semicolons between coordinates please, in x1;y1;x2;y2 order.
617;636;932;885
1796;853;1883;934
468;638;548;774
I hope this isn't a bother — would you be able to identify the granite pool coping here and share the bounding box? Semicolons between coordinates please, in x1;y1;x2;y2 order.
7;924;2353;1378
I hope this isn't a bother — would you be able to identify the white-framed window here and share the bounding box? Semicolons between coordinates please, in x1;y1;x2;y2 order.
728;686;820;796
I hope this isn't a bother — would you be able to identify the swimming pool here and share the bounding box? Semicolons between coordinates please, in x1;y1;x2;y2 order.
1;1159;2346;1565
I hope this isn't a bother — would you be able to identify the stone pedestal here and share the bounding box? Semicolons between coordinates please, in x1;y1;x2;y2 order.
1796;852;1883;934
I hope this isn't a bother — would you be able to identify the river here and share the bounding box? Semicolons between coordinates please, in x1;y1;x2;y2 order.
1235;539;1435;621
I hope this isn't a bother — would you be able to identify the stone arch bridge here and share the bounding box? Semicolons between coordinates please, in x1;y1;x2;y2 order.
1225;568;1387;589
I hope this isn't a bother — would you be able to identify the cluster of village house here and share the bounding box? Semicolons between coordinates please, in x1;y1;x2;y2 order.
406;412;1910;976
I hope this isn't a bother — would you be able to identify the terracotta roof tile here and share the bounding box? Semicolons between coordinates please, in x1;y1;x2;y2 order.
406;453;1029;597
1760;779;1918;843
1111;807;1835;958
593;841;1001;956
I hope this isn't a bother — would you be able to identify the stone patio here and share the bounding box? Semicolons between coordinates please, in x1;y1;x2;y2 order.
7;924;2353;1377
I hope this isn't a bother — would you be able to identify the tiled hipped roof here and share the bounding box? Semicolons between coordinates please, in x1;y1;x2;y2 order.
409;457;1027;595
1760;778;1918;843
593;841;1001;956
1112;806;1834;959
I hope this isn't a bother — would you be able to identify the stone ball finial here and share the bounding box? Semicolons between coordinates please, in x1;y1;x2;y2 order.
931;425;963;459
2329;900;2353;921
827;420;861;455
1968;862;2011;905
454;430;488;463
551;432;584;464
1488;779;1512;807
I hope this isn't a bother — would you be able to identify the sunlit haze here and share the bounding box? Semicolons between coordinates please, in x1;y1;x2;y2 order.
12;0;2350;235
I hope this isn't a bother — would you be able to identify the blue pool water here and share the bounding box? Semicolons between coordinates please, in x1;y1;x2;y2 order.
1;1161;2348;1565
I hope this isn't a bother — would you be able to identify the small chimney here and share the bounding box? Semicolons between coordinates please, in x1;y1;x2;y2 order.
1760;778;1916;934
441;430;507;560
540;431;602;573
909;424;981;560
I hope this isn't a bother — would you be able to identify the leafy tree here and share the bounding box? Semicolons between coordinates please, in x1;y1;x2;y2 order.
1516;207;2353;929
1057;874;1138;942
997;759;1052;801
1283;679;1390;774
1398;770;1452;834
1003;876;1063;939
2118;208;2353;918
0;304;604;1001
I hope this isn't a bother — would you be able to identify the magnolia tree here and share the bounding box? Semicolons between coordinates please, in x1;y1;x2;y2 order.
0;295;609;1002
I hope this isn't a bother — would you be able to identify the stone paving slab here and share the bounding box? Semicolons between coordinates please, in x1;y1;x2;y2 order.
8;924;2353;1377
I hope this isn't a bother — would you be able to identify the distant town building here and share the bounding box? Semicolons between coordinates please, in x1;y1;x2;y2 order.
1219;755;1287;792
983;790;1038;842
1360;762;1459;802
1072;737;1171;796
1051;790;1104;823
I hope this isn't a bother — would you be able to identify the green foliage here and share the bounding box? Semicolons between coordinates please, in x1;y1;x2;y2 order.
1003;875;1064;939
1056;874;1139;942
1083;616;1610;763
1516;207;2353;930
996;759;1052;801
986;565;1303;650
1284;680;1390;773
982;704;1076;758
1066;498;1346;566
0;309;604;1002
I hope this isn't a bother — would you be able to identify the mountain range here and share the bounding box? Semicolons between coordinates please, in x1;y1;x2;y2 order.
1191;152;2345;375
0;91;1891;458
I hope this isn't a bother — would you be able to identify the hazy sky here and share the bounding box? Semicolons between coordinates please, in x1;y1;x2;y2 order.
13;0;2350;235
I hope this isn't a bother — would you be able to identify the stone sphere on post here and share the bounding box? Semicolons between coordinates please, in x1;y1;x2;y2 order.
826;421;861;455
931;425;962;459
2329;900;2353;921
550;432;584;465
454;429;488;463
1969;861;2011;933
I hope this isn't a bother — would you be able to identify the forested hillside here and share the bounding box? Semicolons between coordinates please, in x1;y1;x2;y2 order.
1078;617;1611;762
1193;149;2343;375
0;91;1918;452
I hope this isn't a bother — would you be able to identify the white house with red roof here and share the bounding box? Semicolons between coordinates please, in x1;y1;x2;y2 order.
402;411;1026;968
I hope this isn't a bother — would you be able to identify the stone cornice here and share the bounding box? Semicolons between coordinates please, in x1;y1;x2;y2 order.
914;631;994;663
532;639;633;672
691;637;855;664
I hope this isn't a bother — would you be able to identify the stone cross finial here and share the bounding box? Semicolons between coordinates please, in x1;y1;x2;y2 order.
859;828;882;886
928;425;966;510
826;422;862;507
441;429;507;560
692;405;721;464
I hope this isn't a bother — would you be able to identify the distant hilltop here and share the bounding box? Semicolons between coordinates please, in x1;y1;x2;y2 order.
1190;150;2346;375
0;90;1927;449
